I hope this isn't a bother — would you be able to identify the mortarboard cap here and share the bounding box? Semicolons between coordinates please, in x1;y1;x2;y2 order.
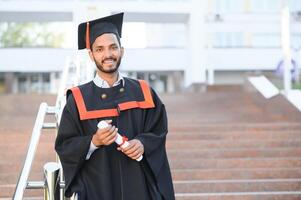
78;12;124;50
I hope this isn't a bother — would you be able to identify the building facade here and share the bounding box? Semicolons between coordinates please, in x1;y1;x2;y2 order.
0;0;300;93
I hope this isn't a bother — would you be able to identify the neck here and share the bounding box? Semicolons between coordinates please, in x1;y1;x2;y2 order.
97;71;118;87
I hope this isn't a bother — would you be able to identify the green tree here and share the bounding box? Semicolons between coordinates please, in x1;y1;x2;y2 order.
0;22;65;48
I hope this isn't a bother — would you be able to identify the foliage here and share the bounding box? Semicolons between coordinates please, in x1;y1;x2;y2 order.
0;22;65;48
292;82;301;90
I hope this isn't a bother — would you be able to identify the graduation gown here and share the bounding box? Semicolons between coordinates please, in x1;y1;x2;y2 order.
55;77;175;200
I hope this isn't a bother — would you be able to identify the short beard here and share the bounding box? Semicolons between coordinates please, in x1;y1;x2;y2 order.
94;57;122;74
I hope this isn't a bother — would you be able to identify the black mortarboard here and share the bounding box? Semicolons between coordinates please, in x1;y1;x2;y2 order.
78;12;124;50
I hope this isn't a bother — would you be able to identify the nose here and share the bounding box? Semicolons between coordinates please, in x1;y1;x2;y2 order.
103;48;112;58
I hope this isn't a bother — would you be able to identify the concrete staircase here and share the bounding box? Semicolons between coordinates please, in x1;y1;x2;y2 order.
1;87;301;199
0;94;56;199
164;88;301;200
168;123;301;200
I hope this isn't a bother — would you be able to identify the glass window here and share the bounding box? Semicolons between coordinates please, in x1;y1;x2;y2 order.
145;23;187;48
30;74;40;93
290;0;301;12
211;32;244;48
41;73;50;92
18;74;27;94
42;73;50;82
212;0;244;13
149;73;167;93
292;34;301;49
250;0;281;12
252;34;280;48
137;72;146;80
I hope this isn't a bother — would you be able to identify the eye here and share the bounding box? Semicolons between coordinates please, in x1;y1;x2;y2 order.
95;48;103;52
111;45;118;50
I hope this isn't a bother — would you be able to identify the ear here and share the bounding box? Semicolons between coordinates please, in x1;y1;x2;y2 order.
88;49;94;62
120;47;124;58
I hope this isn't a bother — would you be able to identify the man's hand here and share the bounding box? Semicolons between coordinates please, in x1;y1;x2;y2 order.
118;139;144;160
92;120;117;147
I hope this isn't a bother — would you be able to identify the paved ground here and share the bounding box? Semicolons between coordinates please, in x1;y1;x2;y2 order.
0;94;56;199
1;86;301;199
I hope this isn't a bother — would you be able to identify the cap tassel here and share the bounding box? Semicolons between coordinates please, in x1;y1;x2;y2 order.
86;22;90;49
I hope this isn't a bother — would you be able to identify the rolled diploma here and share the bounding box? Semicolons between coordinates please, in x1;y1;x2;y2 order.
97;121;143;162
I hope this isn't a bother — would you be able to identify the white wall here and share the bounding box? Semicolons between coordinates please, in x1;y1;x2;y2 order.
2;47;299;73
121;48;187;71
206;48;285;71
1;0;301;86
0;48;75;72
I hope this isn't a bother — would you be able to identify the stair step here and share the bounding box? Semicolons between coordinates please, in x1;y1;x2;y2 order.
167;148;301;159
3;193;301;199
171;168;301;181
174;179;301;193
0;150;56;163
3;183;301;199
3;167;301;184
0;184;43;198
166;139;301;149
169;158;301;169
175;191;301;200
0;161;56;185
168;123;301;132
168;130;301;140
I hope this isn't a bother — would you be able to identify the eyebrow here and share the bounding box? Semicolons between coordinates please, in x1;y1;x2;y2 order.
93;43;118;49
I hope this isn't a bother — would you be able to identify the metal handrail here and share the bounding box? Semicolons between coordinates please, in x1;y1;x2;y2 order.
13;55;93;199
13;103;49;200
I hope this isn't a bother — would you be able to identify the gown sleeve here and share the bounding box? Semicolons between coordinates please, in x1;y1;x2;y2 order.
135;88;169;178
55;93;93;197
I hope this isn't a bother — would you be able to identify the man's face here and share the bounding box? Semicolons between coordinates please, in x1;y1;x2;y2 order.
89;33;124;74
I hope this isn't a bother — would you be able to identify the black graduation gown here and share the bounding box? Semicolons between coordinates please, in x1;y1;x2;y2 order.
55;77;175;200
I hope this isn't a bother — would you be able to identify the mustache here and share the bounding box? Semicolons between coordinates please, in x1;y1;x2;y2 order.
102;57;117;62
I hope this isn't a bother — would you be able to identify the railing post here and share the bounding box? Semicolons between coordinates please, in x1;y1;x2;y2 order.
44;162;60;200
13;103;48;200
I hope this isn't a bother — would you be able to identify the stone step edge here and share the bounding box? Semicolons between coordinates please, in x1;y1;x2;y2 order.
4;191;300;199
0;198;41;200
175;191;301;197
168;122;301;127
2;186;301;199
3;178;301;188
172;167;301;172
167;147;301;152
174;178;301;184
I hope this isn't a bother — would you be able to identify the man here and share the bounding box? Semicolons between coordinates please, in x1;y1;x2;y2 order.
55;13;175;200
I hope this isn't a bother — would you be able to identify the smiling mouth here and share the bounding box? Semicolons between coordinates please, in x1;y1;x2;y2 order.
103;59;115;65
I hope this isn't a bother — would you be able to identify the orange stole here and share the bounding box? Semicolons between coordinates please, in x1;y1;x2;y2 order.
70;80;155;120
